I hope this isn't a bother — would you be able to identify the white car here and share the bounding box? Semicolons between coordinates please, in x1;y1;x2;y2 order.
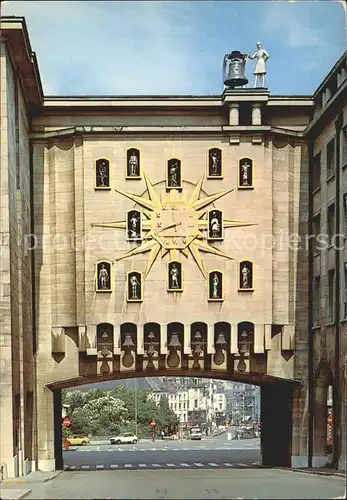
110;432;138;445
190;428;202;440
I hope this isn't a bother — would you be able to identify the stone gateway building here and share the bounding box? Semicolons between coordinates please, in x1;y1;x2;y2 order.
0;17;346;479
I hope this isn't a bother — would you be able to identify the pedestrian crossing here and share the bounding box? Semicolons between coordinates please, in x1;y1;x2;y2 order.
65;461;261;471
71;445;259;453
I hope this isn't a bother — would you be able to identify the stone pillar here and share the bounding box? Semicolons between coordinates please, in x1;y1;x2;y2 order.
160;324;168;355
254;324;265;354
184;324;191;355
137;324;144;355
207;324;215;354
261;383;292;467
113;324;122;355
230;324;238;354
252;103;262;125
86;324;97;355
228;103;239;126
37;386;55;472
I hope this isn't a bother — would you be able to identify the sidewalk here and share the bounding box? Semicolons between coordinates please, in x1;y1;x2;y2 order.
0;470;63;500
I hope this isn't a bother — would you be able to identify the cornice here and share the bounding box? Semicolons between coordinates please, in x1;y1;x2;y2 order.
30;125;306;140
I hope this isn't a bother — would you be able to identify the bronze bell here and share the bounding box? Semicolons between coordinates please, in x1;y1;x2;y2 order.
223;51;248;88
168;332;181;349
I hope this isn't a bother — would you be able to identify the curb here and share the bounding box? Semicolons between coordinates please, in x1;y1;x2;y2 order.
276;467;346;478
1;469;63;485
0;488;32;499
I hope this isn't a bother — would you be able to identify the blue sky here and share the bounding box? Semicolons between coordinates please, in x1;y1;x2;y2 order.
2;0;346;96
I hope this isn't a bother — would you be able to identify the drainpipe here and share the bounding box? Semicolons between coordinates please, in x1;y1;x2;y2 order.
307;136;314;469
333;113;342;469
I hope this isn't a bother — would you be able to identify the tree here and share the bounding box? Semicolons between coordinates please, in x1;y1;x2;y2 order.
81;395;128;435
62;389;87;413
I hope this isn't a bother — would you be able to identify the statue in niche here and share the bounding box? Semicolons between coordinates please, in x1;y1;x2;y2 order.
127;210;141;240
209;271;222;300
96;159;110;188
127;149;140;177
128;272;142;300
239;158;253;188
208;149;222;177
168;261;182;291
97;262;111;291
240;261;253;290
248;42;270;88
208;210;222;239
167;159;181;188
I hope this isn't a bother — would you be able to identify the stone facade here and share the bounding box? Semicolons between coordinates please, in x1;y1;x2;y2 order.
307;51;347;470
0;16;345;478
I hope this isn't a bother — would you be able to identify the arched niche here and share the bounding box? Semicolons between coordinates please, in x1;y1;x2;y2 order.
190;322;207;345
144;323;161;348
237;322;254;355
96;323;114;351
95;158;111;189
167;322;184;351
214;322;231;350
120;323;137;351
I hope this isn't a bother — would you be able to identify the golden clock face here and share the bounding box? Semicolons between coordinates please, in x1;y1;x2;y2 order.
152;201;199;250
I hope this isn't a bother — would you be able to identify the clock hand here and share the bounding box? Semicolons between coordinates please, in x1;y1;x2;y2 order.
159;222;182;233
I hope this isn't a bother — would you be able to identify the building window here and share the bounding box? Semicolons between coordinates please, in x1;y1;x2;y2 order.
328;269;335;323
343;126;347;167
326;138;335;178
313;213;321;253
344;263;347;320
194;399;198;409
327;203;335;246
313;153;321;191
313;276;320;326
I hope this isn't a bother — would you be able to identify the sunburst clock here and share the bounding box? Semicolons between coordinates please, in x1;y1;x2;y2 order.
91;172;254;280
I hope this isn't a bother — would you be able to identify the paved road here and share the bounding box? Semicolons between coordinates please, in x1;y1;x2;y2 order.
17;468;345;499
64;437;261;471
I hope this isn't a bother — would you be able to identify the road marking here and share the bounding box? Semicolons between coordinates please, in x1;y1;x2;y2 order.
152;463;161;467
138;464;147;468
110;464;119;468
124;464;132;468
96;464;104;469
81;465;90;469
166;463;175;467
208;463;219;467
180;463;189;467
194;463;204;467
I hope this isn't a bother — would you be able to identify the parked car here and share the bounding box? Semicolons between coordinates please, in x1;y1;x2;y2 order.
190;428;202;440
67;435;90;446
110;432;138;445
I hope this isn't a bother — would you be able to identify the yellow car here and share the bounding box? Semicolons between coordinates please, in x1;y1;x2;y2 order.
67;436;90;446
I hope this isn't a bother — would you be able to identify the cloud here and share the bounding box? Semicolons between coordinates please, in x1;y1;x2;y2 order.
2;1;207;95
